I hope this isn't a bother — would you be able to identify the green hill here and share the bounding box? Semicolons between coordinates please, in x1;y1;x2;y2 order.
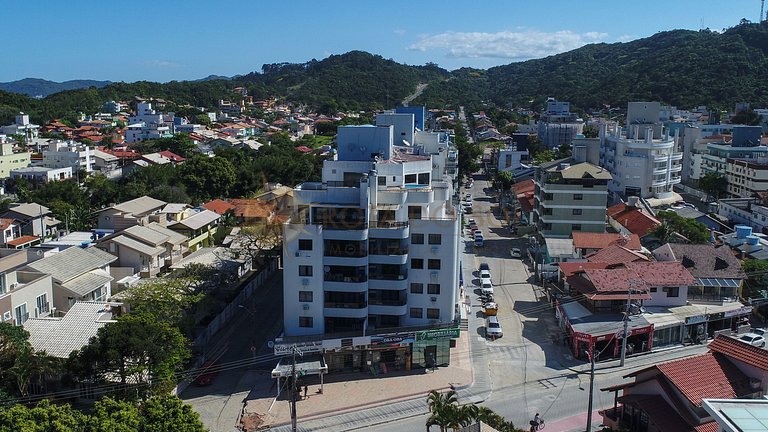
4;22;768;125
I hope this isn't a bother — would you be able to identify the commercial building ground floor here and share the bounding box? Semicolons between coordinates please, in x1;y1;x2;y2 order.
271;326;461;376
556;298;753;362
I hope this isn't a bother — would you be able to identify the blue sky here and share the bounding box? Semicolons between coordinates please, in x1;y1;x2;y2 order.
1;0;758;83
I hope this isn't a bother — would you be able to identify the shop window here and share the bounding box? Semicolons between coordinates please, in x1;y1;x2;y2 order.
411;259;424;269
410;283;424;294
427;308;440;319
410;308;423;318
299;316;313;328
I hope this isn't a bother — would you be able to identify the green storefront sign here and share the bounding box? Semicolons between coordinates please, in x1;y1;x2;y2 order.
416;327;460;341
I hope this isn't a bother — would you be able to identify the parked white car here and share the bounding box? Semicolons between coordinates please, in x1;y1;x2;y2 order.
486;316;503;338
510;248;521;258
739;333;766;348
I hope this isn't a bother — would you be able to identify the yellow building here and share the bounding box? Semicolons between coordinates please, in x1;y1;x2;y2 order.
0;143;31;179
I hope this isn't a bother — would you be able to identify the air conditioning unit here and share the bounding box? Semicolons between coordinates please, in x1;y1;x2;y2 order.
302;304;310;311
9;283;17;290
431;246;439;253
302;278;310;286
430;297;437;302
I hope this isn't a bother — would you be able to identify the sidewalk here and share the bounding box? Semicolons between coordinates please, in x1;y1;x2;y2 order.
243;328;475;431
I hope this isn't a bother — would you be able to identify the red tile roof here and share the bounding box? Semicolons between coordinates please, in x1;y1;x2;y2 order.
230;199;275;219
625;261;696;287
512;179;534;194
7;235;39;247
608;203;660;236
558;262;611;278
202;199;236;216
653;352;748;405
572;232;642;251
584;268;648;292
157;150;185;162
295;145;312;153
694;422;718;432
708;334;768;371
0;218;15;231
586;245;649;266
618;395;693;432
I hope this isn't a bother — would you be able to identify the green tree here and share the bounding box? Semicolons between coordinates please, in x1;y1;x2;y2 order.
533;149;555;165
230;222;282;269
0;399;87;432
139;395;205;432
742;259;768;300
85;174;119;209
121;278;204;328
582;125;599;138
87;397;141;432
699;172;727;200
68;314;189;398
178;155;237;203
554;141;572;159
656;210;709;244
495;170;515;191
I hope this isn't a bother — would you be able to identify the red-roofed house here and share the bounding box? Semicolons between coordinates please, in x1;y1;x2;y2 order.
157;150;186;163
295;146;312;153
230;199;276;225
512;179;535;223
0;218;21;247
586;244;649;266
572;232;642;257
601;334;768;432
202;199;236;216
608;202;661;237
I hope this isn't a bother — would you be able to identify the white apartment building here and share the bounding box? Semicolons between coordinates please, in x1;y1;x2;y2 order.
125;102;175;143
42;140;95;173
281;121;461;372
600;102;683;199
537;99;584;149
1;113;40;141
10;166;72;183
497;146;530;173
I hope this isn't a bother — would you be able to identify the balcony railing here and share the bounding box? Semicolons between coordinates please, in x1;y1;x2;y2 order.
369;272;407;281
324;274;367;283
369;221;409;229
369;247;408;256
314;221;367;230
324;301;368;309
368;299;407;306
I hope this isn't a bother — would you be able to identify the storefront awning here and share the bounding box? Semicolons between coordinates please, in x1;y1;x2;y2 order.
271;355;328;378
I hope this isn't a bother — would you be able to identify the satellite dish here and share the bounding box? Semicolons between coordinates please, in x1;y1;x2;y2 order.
323;266;330;273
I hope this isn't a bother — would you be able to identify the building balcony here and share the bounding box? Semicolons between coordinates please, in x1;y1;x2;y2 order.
368;302;408;316
323;255;369;267
323;303;368;318
369;220;409;239
323;280;368;293
322;226;368;241
653;167;667;175
670;153;683;161
670;164;682;173
376;190;407;205
368;278;409;290
368;253;408;265
651;178;668;187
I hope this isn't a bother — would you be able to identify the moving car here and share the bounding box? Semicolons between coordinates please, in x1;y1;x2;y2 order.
510;248;522;258
738;333;766;348
486;316;503;339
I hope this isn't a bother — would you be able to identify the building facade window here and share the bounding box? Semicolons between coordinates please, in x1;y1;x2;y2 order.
14;303;27;326
411;233;424;244
428;283;441;294
428;259;441;270
410;283;424;294
35;293;48;316
666;287;679;297
298;239;313;250
428;234;442;245
572;209;582;215
299;291;313;302
299;316;313;328
411;259;424;269
572;224;582;231
427;308;440;319
408;206;422;220
410;307;423;318
574;193;583;200
299;265;313;277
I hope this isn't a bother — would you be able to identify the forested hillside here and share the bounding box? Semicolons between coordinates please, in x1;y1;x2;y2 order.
3;22;768;125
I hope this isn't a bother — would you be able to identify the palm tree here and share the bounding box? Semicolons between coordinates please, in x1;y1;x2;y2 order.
654;220;675;243
426;390;458;432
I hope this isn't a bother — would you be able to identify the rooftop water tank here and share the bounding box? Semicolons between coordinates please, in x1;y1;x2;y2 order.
735;225;753;239
747;235;760;246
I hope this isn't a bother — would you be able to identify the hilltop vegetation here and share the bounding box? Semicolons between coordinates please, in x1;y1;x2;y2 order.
4;22;768;123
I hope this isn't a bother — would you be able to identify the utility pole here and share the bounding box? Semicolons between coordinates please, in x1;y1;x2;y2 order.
586;349;596;432
620;280;641;367
290;347;297;432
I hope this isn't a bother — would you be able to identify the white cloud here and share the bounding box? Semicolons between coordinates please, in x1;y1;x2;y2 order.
393;28;407;36
407;30;609;61
144;60;183;68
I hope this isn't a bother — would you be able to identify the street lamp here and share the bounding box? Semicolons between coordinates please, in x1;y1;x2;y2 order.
620;280;643;367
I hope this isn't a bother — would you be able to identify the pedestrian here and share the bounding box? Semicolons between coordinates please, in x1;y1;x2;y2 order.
303;384;308;399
